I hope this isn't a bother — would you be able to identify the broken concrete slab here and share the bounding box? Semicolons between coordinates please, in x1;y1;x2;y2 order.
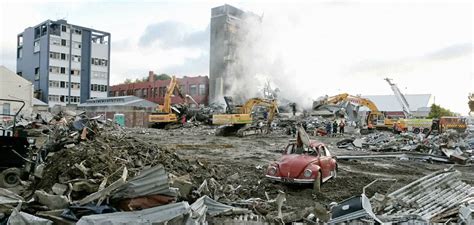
170;174;192;198
52;183;68;195
34;190;69;210
7;208;53;225
352;138;364;148
75;167;128;206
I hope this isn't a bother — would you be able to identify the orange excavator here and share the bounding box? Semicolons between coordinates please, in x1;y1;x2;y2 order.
314;93;394;131
148;76;186;128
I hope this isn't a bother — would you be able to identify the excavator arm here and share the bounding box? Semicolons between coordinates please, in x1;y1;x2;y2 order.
149;76;186;127
161;76;186;113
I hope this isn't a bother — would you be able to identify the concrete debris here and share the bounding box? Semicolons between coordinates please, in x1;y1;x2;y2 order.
34;190;69;210
7;208;53;225
0;188;24;206
77;195;251;225
337;130;473;164
1;108;472;224
170;174;193;199
376;167;473;223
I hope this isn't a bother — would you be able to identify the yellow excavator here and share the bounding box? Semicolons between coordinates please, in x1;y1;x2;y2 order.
314;93;394;131
212;96;278;137
148;76;186;128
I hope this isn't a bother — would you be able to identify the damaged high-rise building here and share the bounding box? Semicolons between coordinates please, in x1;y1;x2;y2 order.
209;4;260;103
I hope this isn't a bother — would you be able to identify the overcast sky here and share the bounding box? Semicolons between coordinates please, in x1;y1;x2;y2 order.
0;0;472;114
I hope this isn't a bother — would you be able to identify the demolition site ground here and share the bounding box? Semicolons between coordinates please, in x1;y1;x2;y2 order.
130;127;474;209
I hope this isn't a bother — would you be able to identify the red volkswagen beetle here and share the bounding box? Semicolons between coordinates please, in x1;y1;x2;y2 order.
265;139;337;192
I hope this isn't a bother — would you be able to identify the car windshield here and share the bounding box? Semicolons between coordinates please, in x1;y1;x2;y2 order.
285;143;318;156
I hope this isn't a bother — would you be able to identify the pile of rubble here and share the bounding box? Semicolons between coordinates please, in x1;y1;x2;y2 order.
330;167;474;224
0;112;308;224
337;130;474;164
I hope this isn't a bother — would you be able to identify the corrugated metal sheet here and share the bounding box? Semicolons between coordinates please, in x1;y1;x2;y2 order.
112;164;177;199
77;201;191;225
191;195;251;217
78;96;157;108
383;168;474;221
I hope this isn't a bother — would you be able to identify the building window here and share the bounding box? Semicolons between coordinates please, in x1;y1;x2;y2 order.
61;25;67;32
61;39;68;46
159;87;166;97
189;84;197;96
60;53;67;60
33;40;40;53
72;55;80;62
198;84;206;96
50;52;61;60
72;41;81;49
17;35;23;46
143;88;147;98
49;80;60;88
74;29;82;35
17;47;22;58
60;67;66;74
50;37;61;46
153;88;157;97
71;69;80;76
34;67;40;80
91;58;108;67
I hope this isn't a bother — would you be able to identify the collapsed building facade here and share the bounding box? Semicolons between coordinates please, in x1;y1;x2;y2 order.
209;4;261;104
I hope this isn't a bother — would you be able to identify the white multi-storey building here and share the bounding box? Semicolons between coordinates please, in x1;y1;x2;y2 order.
16;19;110;107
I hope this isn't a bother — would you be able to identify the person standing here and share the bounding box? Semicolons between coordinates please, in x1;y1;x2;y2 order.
332;120;338;135
326;122;332;136
339;120;345;134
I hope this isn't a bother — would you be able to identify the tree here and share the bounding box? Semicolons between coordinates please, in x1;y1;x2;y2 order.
427;104;455;119
155;73;171;80
123;78;132;84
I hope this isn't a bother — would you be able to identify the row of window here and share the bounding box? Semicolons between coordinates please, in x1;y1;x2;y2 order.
92;71;108;79
48;95;81;103
91;84;108;92
50;51;81;62
113;84;207;98
60;25;82;35
49;66;81;76
50;37;81;49
49;80;81;89
91;58;108;67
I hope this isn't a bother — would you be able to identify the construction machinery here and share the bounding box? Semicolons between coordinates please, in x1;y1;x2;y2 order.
212;96;278;137
386;78;468;134
314;93;393;131
0;99;32;187
385;78;412;118
148;76;186;128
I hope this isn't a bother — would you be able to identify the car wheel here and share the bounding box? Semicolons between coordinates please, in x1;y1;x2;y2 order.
313;171;322;193
413;128;420;134
0;168;22;188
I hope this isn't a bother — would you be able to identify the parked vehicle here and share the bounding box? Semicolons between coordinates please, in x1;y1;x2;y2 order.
265;127;337;192
394;117;467;134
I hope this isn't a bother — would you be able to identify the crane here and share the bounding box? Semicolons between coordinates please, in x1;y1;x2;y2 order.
384;78;411;118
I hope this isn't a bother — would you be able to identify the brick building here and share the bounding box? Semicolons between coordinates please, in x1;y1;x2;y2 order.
109;71;209;106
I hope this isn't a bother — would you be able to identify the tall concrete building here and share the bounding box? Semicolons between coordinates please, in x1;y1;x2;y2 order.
209;4;259;103
16;19;110;107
